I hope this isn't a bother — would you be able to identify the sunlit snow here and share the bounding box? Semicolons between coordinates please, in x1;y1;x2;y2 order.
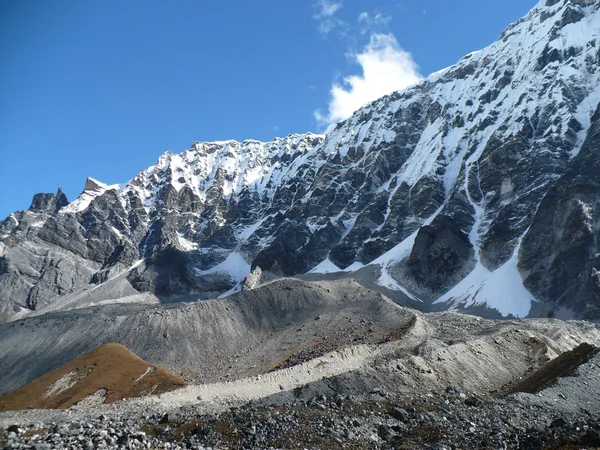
193;252;251;283
435;251;534;318
309;258;342;274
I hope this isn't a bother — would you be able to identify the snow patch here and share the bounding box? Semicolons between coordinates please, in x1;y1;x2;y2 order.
218;284;243;298
309;258;342;274
61;179;121;214
111;226;123;239
177;233;198;251
434;251;535;318
571;85;600;158
369;207;445;300
237;218;266;240
369;229;419;301
193;252;251;282
343;261;365;272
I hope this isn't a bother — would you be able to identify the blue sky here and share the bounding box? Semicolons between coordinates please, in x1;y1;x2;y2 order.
0;0;536;218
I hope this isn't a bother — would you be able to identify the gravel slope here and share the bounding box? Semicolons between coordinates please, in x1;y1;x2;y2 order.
0;278;414;394
1;278;599;448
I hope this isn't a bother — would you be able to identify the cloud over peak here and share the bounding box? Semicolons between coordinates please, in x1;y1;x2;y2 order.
315;33;422;128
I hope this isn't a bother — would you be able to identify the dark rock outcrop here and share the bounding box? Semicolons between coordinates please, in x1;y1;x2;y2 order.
520;104;600;318
406;215;475;295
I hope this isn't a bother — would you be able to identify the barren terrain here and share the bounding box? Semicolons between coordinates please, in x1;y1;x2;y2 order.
0;343;186;411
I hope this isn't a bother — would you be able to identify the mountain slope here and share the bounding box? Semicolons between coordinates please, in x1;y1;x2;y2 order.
0;279;415;395
0;343;187;411
1;0;600;319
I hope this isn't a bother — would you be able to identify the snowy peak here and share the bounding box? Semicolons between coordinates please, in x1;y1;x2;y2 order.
61;177;121;214
539;0;596;9
2;1;600;320
83;177;111;193
299;0;600;317
123;132;325;210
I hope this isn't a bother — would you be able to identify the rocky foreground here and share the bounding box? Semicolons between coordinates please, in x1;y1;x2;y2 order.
1;278;600;449
1;346;599;450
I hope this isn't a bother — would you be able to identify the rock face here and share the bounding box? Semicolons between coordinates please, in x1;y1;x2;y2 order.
406;215;476;298
1;0;600;319
29;188;68;214
519;103;600;318
242;266;263;291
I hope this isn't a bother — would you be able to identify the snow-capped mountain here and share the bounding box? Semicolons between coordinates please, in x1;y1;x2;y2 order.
1;0;600;320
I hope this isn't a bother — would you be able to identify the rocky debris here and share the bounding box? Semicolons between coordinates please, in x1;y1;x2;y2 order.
0;305;599;448
2;276;600;399
2;382;600;449
0;279;417;395
501;342;599;395
241;266;262;291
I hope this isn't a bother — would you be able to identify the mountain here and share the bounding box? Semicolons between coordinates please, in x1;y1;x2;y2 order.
1;0;600;320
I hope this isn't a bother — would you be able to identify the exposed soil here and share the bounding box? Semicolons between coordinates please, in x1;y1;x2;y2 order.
0;343;186;411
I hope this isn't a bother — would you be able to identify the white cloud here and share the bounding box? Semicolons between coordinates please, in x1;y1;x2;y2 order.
315;0;342;18
317;18;346;36
314;0;346;36
315;33;422;128
357;12;392;34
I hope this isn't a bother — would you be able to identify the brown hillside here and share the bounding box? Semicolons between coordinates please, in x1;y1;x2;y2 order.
0;343;187;412
499;342;599;396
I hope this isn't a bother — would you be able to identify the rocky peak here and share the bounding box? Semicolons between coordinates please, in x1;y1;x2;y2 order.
55;188;69;210
28;193;54;213
122;133;325;213
542;0;596;7
28;187;69;214
83;177;109;193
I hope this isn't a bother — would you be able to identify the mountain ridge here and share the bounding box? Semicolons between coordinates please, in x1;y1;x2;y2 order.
1;0;600;320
